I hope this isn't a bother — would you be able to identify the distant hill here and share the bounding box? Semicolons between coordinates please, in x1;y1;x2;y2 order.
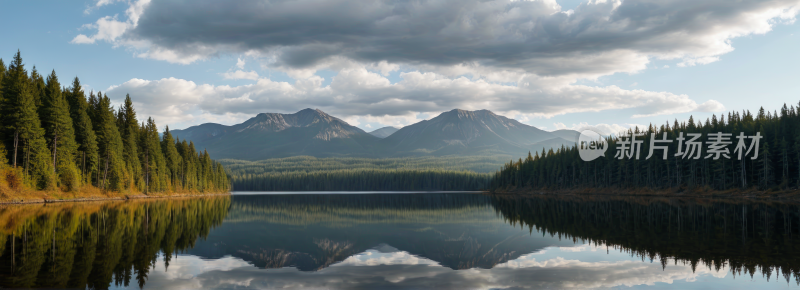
173;108;576;160
377;109;571;156
171;108;379;160
549;129;580;142
368;126;399;138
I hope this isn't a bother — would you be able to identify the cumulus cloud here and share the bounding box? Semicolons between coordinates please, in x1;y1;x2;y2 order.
554;122;647;136
73;0;151;44
221;70;259;80
80;0;799;128
76;0;800;73
106;68;723;129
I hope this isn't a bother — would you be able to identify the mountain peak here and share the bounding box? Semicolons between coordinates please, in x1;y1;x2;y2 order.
439;108;497;120
369;126;399;138
296;108;328;116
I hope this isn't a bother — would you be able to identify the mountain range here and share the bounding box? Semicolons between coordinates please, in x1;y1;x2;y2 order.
170;108;578;160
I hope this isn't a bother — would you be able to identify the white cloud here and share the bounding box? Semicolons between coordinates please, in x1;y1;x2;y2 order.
83;0;125;14
554;122;646;136
73;0;151;45
221;70;259;81
76;0;800;74
106;66;723;130
71;16;129;44
79;0;797;129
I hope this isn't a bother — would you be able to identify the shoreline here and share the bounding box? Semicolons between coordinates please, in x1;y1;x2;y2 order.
0;192;232;205
487;187;800;201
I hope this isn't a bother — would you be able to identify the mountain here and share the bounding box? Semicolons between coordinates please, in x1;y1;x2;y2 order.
171;108;379;160
549;129;580;142
172;108;576;160
368;126;399;138
377;109;568;156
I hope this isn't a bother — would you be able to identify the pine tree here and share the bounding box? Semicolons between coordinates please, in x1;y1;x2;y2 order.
0;58;6;103
161;126;182;191
0;51;54;188
65;77;99;183
29;66;45;110
117;94;142;190
796;127;800;189
140;117;167;193
0;51;230;194
92;93;126;191
41;70;81;190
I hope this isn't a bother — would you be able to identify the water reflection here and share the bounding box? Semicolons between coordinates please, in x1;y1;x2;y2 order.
189;194;568;271
0;193;798;289
490;195;800;284
0;197;230;289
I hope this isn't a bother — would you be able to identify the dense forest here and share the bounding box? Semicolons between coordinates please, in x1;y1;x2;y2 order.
222;156;501;191
492;195;800;284
0;196;230;289
491;102;800;193
0;51;230;195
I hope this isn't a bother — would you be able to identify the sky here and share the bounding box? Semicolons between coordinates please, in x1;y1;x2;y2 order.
1;0;799;134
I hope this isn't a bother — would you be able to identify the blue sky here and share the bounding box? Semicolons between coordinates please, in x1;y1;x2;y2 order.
1;0;799;133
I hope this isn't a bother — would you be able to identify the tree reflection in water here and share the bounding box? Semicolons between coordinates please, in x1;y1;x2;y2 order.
1;194;799;289
0;196;230;289
490;195;800;284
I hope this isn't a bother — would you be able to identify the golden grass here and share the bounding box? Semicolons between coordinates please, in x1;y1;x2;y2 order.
0;167;229;203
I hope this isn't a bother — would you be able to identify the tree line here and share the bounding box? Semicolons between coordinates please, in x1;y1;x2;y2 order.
222;156;501;191
0;51;230;193
491;101;800;192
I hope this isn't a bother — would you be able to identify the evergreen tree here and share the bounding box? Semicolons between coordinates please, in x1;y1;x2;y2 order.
0;58;6;103
139;117;167;193
161;126;182;190
41;70;81;190
0;51;230;194
65;77;99;183
0;51;54;188
92;93;126;191
117;94;142;190
28;66;45;109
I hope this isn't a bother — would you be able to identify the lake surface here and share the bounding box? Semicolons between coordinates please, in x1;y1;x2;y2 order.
0;193;798;289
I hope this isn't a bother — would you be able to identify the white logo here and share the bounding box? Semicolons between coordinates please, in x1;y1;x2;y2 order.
578;129;607;161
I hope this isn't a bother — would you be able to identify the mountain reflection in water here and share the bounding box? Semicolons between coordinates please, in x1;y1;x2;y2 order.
0;193;798;289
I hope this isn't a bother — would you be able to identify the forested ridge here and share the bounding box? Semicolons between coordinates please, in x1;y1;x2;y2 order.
0;51;230;196
221;156;503;191
491;101;800;193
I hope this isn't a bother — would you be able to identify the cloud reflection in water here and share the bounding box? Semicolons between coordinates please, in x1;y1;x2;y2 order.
124;244;734;290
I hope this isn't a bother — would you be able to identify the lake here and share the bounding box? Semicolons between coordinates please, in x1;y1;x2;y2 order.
0;192;798;289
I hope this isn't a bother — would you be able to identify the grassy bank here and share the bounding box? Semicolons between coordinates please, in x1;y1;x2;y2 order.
0;167;229;204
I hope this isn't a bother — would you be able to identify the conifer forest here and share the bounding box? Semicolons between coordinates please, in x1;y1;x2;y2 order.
491;104;800;193
0;52;230;196
222;156;500;191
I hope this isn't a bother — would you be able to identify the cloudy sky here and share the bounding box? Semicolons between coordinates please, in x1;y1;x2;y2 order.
2;0;800;133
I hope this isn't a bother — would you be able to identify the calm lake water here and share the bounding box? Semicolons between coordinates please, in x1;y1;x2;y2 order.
0;192;798;289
